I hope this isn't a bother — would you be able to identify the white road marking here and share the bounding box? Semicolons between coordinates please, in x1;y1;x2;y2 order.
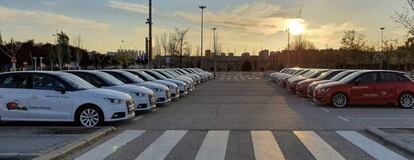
133;116;144;121
135;130;187;160
227;78;231;80
337;116;349;122
294;131;345;160
347;117;414;120
251;131;285;160
195;130;229;160
321;108;330;113
75;130;145;160
337;131;407;160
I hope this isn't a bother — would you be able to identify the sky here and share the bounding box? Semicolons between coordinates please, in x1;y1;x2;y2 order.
0;0;409;55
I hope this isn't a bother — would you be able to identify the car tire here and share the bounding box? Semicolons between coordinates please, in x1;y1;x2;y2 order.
399;93;414;109
76;106;103;128
331;93;348;108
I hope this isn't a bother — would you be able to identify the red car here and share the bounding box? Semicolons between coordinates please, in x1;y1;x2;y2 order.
296;70;344;96
313;70;414;108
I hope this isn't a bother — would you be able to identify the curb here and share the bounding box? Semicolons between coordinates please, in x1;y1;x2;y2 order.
33;126;115;160
366;128;414;156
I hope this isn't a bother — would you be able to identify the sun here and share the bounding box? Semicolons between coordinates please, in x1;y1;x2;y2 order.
288;19;305;35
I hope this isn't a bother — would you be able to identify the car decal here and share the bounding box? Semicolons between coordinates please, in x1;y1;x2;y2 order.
6;100;28;111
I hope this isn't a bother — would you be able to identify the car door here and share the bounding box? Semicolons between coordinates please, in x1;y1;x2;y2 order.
349;72;380;104
28;74;73;121
0;74;31;121
376;72;401;103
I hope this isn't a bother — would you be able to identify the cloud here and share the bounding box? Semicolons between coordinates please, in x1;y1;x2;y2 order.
175;1;290;35
107;0;148;14
0;6;111;32
40;0;65;7
306;22;365;48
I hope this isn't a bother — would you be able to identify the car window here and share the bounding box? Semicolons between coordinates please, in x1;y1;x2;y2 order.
381;72;399;82
0;74;28;89
76;73;104;87
32;74;65;90
355;73;378;83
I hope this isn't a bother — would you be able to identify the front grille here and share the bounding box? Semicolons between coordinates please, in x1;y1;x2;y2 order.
149;94;156;105
166;90;171;99
126;99;135;114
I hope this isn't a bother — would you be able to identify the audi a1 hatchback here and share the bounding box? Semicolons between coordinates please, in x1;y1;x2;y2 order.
314;70;414;108
126;70;178;100
0;71;135;127
65;70;159;110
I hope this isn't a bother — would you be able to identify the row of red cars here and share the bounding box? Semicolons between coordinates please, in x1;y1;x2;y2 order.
270;68;414;108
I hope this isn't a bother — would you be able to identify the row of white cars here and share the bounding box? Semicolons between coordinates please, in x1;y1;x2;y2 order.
0;68;213;127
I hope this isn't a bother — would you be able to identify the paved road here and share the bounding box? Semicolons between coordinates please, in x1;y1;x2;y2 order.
69;75;414;160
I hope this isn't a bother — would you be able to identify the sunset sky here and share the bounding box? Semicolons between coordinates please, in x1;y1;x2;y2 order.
0;0;409;55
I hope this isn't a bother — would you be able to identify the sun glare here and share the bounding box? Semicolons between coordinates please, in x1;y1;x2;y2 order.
288;19;305;35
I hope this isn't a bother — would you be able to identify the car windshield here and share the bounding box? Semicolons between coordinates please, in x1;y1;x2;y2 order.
59;74;95;90
156;71;174;78
330;71;356;81
147;71;168;80
339;71;363;83
137;71;157;81
95;72;125;86
166;70;179;76
119;71;145;83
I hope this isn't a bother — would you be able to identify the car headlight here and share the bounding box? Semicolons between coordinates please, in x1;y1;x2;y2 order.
104;98;124;104
154;88;164;92
320;88;330;92
135;92;147;97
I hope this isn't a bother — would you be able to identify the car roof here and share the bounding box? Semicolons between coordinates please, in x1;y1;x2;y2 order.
0;71;74;77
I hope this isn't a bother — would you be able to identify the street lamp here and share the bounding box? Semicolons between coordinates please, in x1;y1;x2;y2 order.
33;57;37;71
286;29;290;67
39;57;43;71
380;27;385;69
199;5;206;68
212;27;217;78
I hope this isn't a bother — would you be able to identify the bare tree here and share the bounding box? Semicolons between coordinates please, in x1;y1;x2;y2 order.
172;27;190;67
340;30;367;50
394;0;414;35
74;34;82;69
0;39;23;71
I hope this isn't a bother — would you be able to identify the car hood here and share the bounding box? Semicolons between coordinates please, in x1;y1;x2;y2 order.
309;80;333;87
76;88;131;99
154;80;179;88
104;84;153;94
135;82;169;90
316;81;343;89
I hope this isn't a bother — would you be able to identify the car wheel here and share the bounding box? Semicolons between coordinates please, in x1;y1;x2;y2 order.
76;106;103;128
331;93;348;108
399;93;414;108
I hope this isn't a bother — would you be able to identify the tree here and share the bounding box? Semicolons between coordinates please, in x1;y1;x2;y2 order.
394;0;414;36
56;31;72;69
0;30;3;45
340;30;367;50
0;39;23;71
171;27;190;67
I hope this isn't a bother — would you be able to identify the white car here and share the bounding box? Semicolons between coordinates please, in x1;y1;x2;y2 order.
0;71;135;127
101;70;171;105
126;70;179;100
143;70;189;96
65;70;157;111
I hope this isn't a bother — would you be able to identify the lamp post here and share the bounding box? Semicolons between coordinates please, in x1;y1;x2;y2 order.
380;27;385;69
39;57;43;71
33;57;37;71
199;5;206;68
286;29;290;67
213;27;217;79
146;0;153;69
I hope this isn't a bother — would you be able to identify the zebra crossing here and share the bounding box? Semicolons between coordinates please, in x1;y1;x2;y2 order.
75;130;409;160
219;76;261;80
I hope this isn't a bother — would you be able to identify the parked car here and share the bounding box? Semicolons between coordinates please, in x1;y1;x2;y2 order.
125;70;180;99
0;71;135;127
101;70;171;104
314;70;414;108
154;69;194;92
65;70;161;110
296;70;345;96
142;70;189;96
307;70;357;98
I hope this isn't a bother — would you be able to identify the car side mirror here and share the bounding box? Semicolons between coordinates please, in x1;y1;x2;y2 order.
55;86;66;94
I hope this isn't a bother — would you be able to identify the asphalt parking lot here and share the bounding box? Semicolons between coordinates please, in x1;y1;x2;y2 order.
61;73;414;160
